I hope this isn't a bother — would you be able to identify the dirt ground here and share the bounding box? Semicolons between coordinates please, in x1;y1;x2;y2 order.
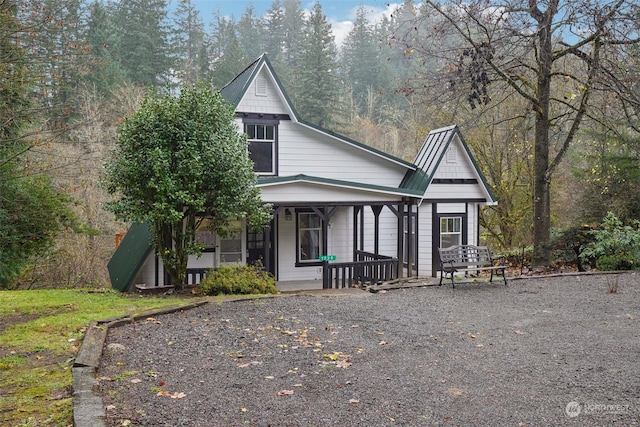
98;272;640;426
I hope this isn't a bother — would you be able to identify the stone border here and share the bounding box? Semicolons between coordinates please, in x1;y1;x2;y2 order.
72;300;208;427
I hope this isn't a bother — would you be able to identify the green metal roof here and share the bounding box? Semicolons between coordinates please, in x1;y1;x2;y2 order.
258;174;423;197
107;222;154;292
400;125;497;203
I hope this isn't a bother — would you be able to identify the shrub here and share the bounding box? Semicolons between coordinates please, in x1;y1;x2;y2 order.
196;263;278;296
579;212;640;271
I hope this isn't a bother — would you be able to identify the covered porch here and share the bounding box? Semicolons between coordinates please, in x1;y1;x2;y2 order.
256;196;419;289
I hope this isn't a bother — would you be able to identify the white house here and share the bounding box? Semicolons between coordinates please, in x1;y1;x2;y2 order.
108;54;497;291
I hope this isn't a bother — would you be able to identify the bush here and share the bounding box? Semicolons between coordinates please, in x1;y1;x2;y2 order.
579;212;640;271
196;263;278;296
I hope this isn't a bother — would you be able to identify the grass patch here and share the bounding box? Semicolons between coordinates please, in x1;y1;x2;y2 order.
0;288;201;427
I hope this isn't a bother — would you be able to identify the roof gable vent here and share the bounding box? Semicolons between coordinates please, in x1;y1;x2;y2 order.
256;75;267;96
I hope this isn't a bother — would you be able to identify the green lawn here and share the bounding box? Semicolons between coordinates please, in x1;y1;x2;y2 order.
0;289;201;427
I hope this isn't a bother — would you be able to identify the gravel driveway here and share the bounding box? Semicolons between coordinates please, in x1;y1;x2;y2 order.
98;273;640;426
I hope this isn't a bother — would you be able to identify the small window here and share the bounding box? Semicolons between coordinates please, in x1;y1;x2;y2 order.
246;124;276;175
298;212;322;263
196;219;215;251
440;216;462;248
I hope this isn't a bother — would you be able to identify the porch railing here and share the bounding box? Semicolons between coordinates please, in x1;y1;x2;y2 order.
186;268;207;285
323;251;399;289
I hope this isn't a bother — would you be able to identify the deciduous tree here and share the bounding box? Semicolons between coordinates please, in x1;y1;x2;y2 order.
391;0;640;266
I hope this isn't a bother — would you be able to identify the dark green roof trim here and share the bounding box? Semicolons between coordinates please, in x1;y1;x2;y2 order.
107;222;154;292
257;174;423;197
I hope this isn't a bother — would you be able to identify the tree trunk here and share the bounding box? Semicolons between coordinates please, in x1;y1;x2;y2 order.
531;4;555;268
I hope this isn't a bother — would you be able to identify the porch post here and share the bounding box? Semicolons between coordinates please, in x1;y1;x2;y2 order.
264;223;272;274
353;206;361;260
397;199;405;279
406;199;414;278
371;205;383;255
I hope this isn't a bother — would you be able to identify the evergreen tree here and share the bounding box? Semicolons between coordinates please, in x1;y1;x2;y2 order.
209;12;246;88
0;1;75;287
104;83;271;289
111;0;173;87
82;0;126;95
340;5;390;121
171;0;206;85
263;0;285;63
293;2;341;129
237;4;265;62
17;0;86;125
279;0;305;88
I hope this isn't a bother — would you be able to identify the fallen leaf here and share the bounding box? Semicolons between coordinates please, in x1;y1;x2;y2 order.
379;340;389;345
158;381;165;387
293;383;303;387
105;404;116;411
236;362;251;368
130;378;142;384
121;420;131;427
277;389;294;396
513;330;525;335
349;399;360;404
447;388;464;396
157;390;171;397
170;392;187;399
469;334;477;339
240;407;247;412
264;376;275;380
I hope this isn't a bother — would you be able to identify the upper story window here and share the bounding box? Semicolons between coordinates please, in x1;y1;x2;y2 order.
246;123;276;175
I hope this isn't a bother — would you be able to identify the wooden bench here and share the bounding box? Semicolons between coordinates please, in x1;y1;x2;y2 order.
438;245;507;288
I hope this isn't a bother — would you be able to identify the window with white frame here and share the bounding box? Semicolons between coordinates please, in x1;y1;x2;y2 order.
246;123;276;175
440;216;462;248
298;212;322;263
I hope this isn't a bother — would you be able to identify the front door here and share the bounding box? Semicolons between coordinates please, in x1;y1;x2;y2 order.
247;225;276;276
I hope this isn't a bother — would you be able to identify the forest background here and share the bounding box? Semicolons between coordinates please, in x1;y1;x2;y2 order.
2;0;639;289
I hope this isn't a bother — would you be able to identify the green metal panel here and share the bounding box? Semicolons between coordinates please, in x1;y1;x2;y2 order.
107;222;154;292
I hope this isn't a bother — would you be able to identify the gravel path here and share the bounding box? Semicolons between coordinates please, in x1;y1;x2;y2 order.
98;273;640;426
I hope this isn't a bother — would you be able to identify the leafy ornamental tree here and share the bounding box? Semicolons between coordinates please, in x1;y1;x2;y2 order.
390;0;640;267
104;83;272;289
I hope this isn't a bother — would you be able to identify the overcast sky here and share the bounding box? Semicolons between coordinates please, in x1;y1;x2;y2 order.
171;1;401;47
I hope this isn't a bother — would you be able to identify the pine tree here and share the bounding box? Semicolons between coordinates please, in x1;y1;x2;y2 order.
111;0;173;87
171;0;206;85
293;2;341;129
237;4;265;62
340;5;390;121
263;0;285;63
209;12;246;88
82;0;126;95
